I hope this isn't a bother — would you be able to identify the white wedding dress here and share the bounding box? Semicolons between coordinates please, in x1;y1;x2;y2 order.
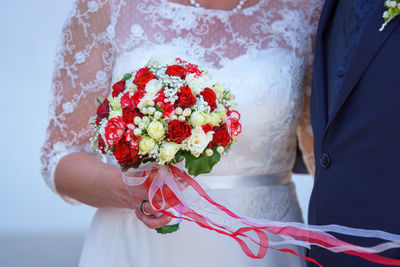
41;0;322;266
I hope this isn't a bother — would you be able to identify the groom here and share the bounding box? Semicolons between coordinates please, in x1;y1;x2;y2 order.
309;0;400;266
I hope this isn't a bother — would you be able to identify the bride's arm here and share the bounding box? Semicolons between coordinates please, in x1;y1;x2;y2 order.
41;0;170;228
296;0;323;177
297;64;315;176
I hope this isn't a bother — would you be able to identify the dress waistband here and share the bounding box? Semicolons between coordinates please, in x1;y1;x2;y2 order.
197;171;292;189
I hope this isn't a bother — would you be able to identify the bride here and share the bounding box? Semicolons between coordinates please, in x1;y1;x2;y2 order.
41;0;322;266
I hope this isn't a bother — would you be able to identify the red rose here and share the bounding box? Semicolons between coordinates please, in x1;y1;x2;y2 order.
120;92;131;109
201;88;217;111
112;80;126;97
168;120;192;143
96;98;110;118
122;107;141;123
155;90;175;117
154;89;166;105
176;85;196;108
201;124;214;133
95;116;102;125
105;117;126;146
133;68;155;89
114;139;139;167
97;135;106;154
211;124;231;147
96;98;110;124
131;88;146;107
125;123;141;149
166;65;186;79
162;102;175;118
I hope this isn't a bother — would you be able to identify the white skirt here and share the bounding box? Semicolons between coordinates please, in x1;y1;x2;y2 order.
79;182;306;267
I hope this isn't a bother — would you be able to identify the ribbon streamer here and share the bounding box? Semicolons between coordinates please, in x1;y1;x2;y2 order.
123;164;400;266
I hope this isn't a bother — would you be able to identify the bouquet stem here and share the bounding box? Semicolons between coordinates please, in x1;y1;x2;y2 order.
154;207;182;234
156;223;180;234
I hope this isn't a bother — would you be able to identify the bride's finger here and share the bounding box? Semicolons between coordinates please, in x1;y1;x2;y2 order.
136;210;172;229
142;201;172;215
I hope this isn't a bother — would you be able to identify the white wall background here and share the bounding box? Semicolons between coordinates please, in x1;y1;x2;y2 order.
0;1;314;266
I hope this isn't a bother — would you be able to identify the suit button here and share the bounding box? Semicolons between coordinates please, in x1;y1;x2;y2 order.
336;69;344;78
320;153;331;168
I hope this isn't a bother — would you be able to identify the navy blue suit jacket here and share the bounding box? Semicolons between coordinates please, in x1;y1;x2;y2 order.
309;1;400;266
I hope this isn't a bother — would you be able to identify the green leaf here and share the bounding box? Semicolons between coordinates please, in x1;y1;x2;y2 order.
123;73;132;81
156;223;180;234
173;150;185;164
142;158;156;165
96;98;102;105
182;150;220;177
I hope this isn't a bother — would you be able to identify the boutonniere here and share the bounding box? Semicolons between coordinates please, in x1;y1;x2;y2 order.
380;0;400;31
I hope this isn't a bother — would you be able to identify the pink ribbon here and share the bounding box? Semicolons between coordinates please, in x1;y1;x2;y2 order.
123;164;400;266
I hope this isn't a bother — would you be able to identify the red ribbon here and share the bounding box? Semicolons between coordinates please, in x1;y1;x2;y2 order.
143;166;400;266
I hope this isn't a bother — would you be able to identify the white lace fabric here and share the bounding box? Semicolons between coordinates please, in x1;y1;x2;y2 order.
41;0;321;200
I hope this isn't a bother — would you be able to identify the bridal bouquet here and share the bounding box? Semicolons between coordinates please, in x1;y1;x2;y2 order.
91;58;241;233
90;58;400;266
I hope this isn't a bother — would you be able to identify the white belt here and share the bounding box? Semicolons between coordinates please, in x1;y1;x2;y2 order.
197;171;292;189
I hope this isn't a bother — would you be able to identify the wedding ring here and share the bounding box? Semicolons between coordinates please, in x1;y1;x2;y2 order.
140;200;151;216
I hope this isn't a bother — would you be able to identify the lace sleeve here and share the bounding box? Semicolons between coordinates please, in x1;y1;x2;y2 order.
297;64;315;176
296;0;323;177
40;0;115;202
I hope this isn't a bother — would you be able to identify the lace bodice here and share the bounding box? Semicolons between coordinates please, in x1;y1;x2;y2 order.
41;0;321;197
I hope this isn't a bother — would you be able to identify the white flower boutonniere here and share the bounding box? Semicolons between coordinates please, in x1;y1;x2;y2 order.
380;0;400;31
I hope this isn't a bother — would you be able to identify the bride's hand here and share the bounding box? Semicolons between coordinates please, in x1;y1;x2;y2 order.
55;152;173;228
132;169;188;229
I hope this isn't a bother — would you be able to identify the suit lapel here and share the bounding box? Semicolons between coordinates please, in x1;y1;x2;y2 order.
326;2;400;129
312;0;337;134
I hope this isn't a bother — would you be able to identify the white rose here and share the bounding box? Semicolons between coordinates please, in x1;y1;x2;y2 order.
390;1;397;8
214;105;227;123
204;112;221;126
145;79;162;96
190;111;205;127
182;127;214;157
126;80;137;95
139;137;156;155
109;110;122;119
159;142;182;164
147;120;165;140
185;73;211;95
110;97;121;111
212;83;225;98
138;95;156;111
205;149;214;157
